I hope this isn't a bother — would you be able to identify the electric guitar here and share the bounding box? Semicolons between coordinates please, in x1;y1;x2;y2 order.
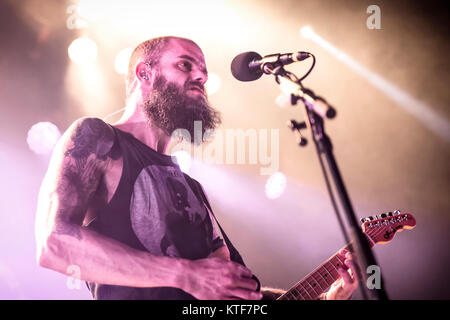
277;210;416;300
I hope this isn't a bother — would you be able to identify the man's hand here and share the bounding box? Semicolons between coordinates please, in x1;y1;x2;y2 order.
324;249;359;300
181;258;263;300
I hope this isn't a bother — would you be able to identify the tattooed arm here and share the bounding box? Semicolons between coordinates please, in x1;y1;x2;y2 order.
35;118;261;299
35;117;181;288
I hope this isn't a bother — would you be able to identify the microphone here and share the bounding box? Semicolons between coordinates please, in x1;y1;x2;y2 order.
231;51;310;82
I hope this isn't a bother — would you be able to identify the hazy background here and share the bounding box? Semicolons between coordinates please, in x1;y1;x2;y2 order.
0;0;448;299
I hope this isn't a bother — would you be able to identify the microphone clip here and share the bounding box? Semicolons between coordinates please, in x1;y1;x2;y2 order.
287;119;308;147
260;54;284;75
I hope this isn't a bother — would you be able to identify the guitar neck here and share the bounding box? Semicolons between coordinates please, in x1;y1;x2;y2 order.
277;234;374;300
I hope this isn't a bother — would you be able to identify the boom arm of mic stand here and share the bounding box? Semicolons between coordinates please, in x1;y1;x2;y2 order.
276;73;389;300
278;77;336;119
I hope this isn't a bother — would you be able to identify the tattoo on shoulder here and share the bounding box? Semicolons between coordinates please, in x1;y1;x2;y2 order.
65;118;119;161
53;118;119;239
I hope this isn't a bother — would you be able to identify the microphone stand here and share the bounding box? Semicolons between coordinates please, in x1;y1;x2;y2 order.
269;65;389;300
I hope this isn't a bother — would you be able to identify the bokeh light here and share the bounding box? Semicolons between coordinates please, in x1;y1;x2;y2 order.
300;25;314;39
26;122;61;155
205;72;221;96
265;171;287;199
172;150;192;174
68;37;98;64
114;48;133;75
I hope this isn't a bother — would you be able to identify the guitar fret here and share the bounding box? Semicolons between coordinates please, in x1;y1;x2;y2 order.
321;264;337;283
312;275;325;292
284;282;310;300
328;257;340;273
291;287;302;300
299;282;314;300
305;279;320;299
279;291;289;300
288;290;297;300
332;256;345;270
335;254;346;268
318;267;333;286
328;260;337;272
288;287;300;300
322;261;336;280
327;264;338;281
298;285;311;300
282;290;294;300
311;271;327;292
292;287;305;300
307;274;322;294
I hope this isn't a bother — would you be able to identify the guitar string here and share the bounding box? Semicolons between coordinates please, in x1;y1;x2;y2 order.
365;215;409;244
280;216;409;300
285;256;349;300
284;255;341;300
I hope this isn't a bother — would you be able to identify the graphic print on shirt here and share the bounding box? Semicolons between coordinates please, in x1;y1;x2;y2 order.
130;165;214;259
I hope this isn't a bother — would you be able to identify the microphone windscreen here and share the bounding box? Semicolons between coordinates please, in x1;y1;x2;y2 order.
230;51;263;82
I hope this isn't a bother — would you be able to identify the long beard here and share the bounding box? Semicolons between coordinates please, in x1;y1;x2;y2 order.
142;75;221;145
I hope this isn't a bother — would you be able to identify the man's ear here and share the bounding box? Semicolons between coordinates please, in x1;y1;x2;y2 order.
135;62;154;86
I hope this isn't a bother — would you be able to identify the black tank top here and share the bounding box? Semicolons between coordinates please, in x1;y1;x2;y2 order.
86;125;257;299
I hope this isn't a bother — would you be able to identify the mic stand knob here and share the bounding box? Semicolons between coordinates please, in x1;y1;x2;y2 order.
287;119;308;146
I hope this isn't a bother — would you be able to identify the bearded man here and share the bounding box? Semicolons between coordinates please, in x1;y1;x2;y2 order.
35;36;358;300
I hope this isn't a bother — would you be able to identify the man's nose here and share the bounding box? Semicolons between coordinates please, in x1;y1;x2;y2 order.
191;68;207;85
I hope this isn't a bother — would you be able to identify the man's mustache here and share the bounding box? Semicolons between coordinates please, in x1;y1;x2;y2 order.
185;81;205;94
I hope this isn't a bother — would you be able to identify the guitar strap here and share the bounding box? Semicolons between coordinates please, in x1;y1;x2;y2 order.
192;179;261;291
193;180;245;265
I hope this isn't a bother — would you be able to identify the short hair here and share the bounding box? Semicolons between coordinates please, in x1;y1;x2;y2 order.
125;36;197;99
125;37;171;98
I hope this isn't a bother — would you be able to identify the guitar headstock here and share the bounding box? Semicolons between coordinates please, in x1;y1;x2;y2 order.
361;210;416;245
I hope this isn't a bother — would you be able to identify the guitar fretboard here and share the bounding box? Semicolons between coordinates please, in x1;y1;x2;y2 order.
277;244;352;300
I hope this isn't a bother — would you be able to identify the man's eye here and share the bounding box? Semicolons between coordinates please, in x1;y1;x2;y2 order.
178;61;192;72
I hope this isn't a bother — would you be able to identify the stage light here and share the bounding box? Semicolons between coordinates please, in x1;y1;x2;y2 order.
77;0;107;22
275;92;292;108
172;150;192;173
205;73;221;96
74;0;250;48
26;122;61;155
265;171;287;200
68;37;97;64
300;26;314;39
114;48;133;75
299;26;450;143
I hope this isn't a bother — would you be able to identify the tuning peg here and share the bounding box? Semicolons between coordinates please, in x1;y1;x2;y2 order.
381;213;387;218
394;210;401;215
368;216;374;220
388;212;393;216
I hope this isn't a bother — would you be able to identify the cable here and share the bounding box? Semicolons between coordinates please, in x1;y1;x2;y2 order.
102;106;126;122
297;53;316;82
